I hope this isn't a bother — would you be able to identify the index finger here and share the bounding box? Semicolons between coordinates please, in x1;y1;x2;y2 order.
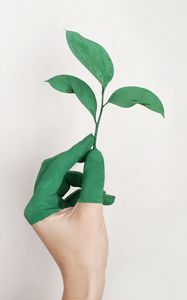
35;133;94;196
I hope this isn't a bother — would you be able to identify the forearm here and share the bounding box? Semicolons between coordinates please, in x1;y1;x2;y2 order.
61;270;105;300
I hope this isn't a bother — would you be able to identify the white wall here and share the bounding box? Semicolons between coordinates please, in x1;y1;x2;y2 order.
0;0;187;299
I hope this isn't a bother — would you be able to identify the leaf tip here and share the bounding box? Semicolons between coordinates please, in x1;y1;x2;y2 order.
161;107;165;118
44;79;50;83
64;28;73;36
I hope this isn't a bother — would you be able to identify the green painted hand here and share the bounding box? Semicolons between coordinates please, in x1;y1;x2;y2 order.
24;134;115;225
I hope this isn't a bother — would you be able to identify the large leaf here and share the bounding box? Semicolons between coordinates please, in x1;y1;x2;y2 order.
66;30;114;88
108;86;165;117
46;75;97;121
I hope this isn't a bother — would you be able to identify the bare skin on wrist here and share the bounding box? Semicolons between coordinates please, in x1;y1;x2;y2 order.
62;275;105;300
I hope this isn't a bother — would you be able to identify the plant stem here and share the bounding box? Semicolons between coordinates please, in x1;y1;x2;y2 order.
93;86;105;149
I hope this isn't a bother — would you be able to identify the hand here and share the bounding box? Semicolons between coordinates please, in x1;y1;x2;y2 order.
24;134;115;300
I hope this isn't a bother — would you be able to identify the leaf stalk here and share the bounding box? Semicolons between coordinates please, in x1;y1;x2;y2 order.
93;86;105;149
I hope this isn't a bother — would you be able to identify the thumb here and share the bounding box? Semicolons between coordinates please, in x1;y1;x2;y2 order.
77;149;105;204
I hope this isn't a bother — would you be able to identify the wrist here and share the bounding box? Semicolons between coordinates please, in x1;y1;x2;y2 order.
62;271;105;300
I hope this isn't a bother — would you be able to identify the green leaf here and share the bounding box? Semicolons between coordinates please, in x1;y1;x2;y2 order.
46;75;97;121
108;86;165;117
66;30;114;88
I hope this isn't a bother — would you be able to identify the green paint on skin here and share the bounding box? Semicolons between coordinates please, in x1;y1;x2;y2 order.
24;134;115;225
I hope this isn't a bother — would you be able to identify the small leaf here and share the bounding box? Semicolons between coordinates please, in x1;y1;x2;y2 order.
46;75;97;121
66;30;114;88
108;86;165;117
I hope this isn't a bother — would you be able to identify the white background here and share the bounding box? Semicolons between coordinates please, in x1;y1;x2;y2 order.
0;0;187;299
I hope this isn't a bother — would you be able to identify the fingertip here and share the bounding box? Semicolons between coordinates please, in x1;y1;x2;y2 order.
86;148;104;163
83;133;95;147
103;194;115;205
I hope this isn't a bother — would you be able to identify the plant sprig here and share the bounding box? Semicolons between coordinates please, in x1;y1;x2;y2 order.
46;30;165;149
